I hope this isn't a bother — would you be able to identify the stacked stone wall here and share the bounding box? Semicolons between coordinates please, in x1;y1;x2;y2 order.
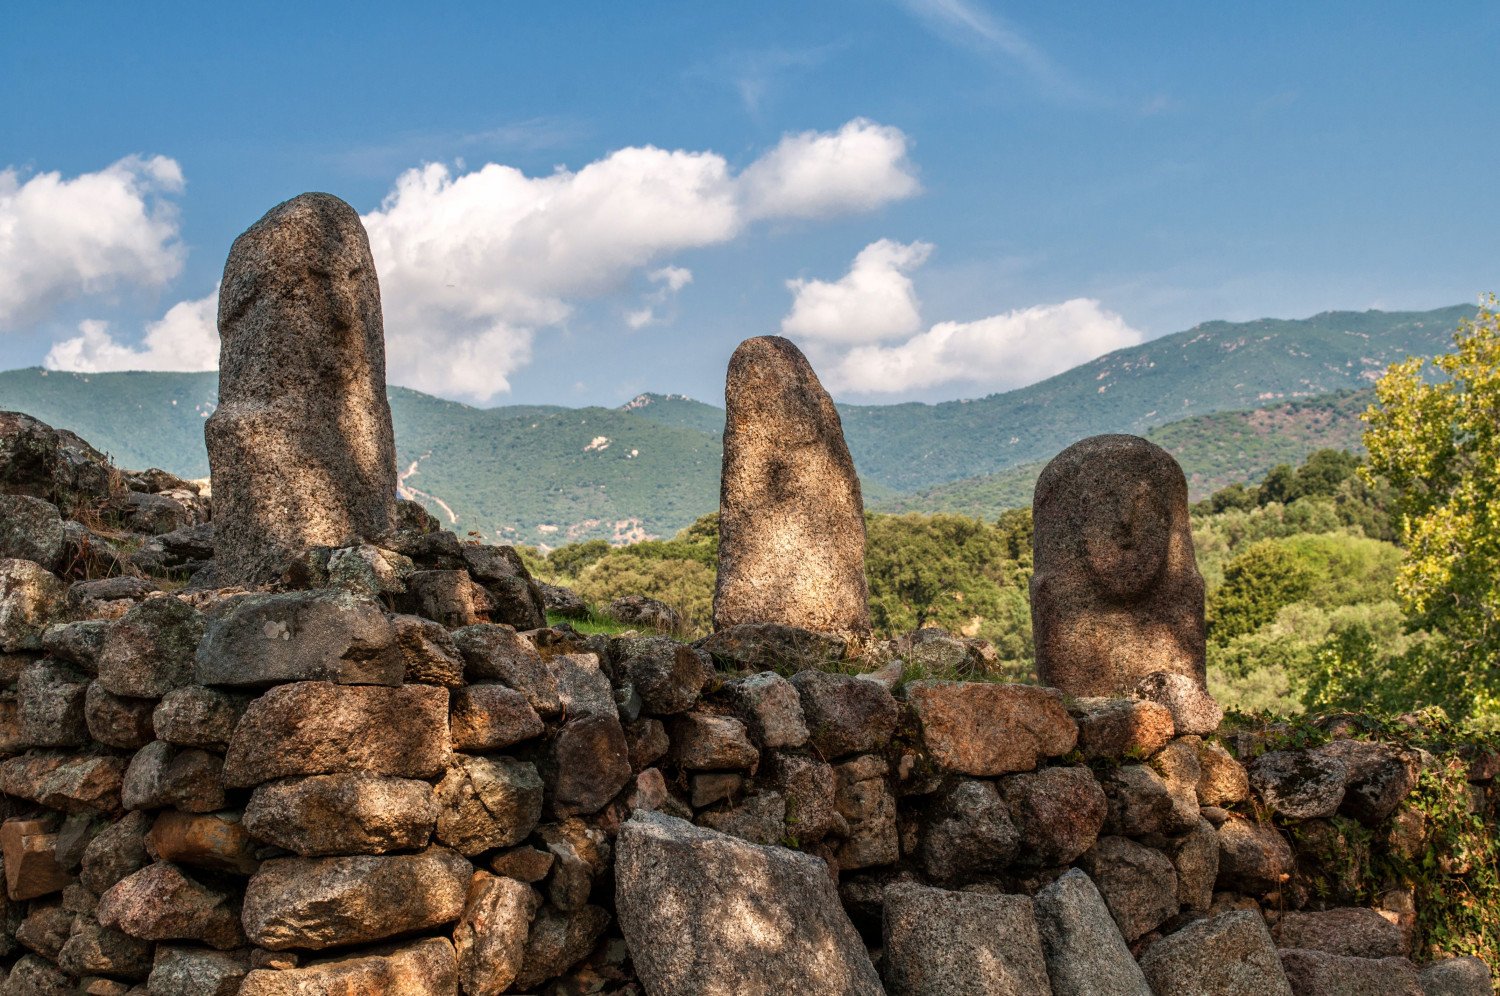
0;462;1494;992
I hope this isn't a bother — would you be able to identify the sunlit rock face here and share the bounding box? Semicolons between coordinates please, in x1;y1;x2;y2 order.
206;192;397;586
1030;434;1206;697
713;336;870;636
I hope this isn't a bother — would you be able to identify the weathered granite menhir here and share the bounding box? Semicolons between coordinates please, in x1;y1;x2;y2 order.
1031;433;1208;698
713;335;871;636
206;192;398;586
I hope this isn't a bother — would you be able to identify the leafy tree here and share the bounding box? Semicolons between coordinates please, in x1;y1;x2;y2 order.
1292;448;1361;499
1257;463;1298;505
1207;481;1259;513
1362;298;1500;724
1208;540;1315;644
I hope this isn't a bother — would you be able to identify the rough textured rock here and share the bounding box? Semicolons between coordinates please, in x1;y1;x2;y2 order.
1002;764;1107;866
1;817;71;899
83;682;155;749
18;659;89;747
147;946;249;996
1079;835;1179;942
542;712;633;818
513;904;611;991
882;883;1051;995
0;558;68;652
391;613;466;687
1149;736;1205;830
670;713;760;770
1098;762;1176;840
451;623;559;715
0;750;125;813
1033;869;1153;996
1139;910;1293;996
206;192;398;585
1168;817;1220;912
80;811;150;894
0;410;122;511
1272;907;1406;958
1420;956;1495;996
57;918;153;979
605;593;681;633
238;937;459;995
905;680;1077;776
699;790;788;846
39;619;109;668
0;495;64;569
695;622;848;671
223;681;448;786
96;861;244;949
194;589;402;687
434;754;544;855
405;569;495;627
454;871;539;996
723;671;809;748
1197;739;1250;805
1247;748;1349;819
244;773;436;856
145;809;259;874
6;953;73;994
615;811;883;995
1134;670;1223;735
713;336;870;636
834;754;899;869
613;636;710;715
764;751;843;843
242;848;471;950
1216;815;1292;894
461;543;547;629
791;670;898;759
1277;949;1422;995
152;685;247;750
449;682;544;750
95;597;205;698
920;778;1018;880
1031;434;1207;696
1071;696;1175;759
121;740;225;812
1317;738;1421;824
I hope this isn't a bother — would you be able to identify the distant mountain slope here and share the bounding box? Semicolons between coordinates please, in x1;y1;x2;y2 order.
0;305;1468;545
838;305;1472;492
872;389;1373;518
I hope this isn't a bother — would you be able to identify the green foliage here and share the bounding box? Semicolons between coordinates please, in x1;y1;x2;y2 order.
1362;298;1500;725
1208;541;1315;644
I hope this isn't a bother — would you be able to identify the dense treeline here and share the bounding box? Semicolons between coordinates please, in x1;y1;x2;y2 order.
527;444;1492;724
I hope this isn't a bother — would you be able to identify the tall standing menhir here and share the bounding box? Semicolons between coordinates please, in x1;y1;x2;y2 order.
713;336;871;636
205;193;399;586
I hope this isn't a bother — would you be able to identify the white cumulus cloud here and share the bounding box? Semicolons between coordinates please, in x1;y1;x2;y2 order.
361;118;917;400
0;156;186;329
45;288;219;372
740;118;920;220
782;238;931;344
782;240;1143;395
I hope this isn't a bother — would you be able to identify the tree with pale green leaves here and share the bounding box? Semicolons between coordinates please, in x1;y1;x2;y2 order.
1361;297;1500;725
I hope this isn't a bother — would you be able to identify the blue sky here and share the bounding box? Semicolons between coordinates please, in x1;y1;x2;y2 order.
3;1;1496;407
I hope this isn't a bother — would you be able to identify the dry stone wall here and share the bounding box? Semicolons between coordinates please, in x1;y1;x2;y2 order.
0;419;1494;993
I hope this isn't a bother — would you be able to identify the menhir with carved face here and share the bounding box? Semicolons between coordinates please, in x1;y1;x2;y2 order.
1030;435;1206;697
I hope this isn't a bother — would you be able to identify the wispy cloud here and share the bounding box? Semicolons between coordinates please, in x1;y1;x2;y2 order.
692;45;844;118
894;0;1094;103
323;118;584;177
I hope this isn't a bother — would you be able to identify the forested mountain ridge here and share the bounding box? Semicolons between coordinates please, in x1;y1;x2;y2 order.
0;305;1471;545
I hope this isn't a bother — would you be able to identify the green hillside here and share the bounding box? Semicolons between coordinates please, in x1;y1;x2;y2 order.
875;389;1373;518
838;305;1473;492
0;305;1470;545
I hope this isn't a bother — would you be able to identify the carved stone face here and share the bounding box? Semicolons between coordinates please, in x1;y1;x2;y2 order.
1081;478;1171;602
